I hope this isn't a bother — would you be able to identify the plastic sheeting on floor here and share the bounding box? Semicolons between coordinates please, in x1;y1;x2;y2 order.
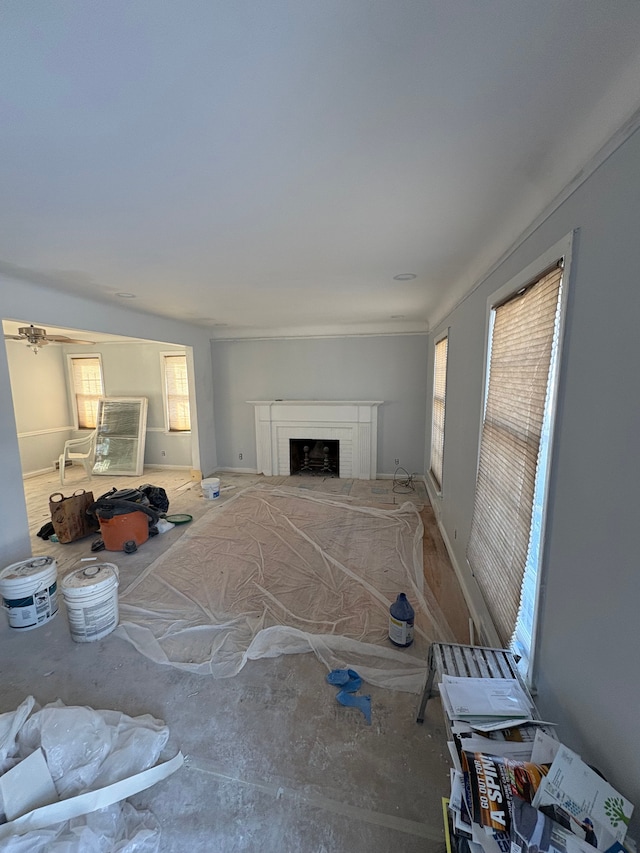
0;696;181;852
116;485;456;692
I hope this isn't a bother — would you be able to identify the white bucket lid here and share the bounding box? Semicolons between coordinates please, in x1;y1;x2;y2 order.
202;478;220;486
61;562;119;593
0;556;56;583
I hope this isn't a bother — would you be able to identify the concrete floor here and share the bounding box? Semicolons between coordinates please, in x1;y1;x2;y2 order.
2;470;455;852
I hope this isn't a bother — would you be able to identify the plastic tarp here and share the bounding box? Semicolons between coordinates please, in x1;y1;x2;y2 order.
116;485;455;692
0;697;181;852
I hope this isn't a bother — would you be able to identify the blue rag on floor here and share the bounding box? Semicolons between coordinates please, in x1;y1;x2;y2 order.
326;669;371;725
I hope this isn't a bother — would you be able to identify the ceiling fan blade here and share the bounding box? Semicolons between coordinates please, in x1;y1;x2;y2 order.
48;335;96;345
4;335;26;341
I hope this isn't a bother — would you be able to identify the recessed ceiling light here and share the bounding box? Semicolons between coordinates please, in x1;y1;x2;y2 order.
393;273;416;281
116;292;136;298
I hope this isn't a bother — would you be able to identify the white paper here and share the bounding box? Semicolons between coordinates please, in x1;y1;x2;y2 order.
447;740;462;773
455;735;534;761
530;729;562;765
441;675;533;718
532;744;633;849
0;748;58;820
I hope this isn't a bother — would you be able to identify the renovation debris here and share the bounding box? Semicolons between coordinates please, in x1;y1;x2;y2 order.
326;668;372;725
0;696;183;851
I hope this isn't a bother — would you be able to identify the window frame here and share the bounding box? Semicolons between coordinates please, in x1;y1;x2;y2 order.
429;330;449;493
472;232;573;686
160;351;192;434
67;353;104;430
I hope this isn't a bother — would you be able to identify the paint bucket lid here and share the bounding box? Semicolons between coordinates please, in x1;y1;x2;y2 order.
61;562;119;595
0;556;56;583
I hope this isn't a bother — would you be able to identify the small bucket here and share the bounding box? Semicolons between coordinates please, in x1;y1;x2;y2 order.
61;562;119;643
0;556;58;631
202;477;221;500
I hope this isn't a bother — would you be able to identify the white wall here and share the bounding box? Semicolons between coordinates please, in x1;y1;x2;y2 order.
0;277;217;565
426;126;640;812
6;341;73;473
211;334;428;476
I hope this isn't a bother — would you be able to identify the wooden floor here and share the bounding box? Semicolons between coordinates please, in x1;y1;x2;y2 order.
21;466;471;643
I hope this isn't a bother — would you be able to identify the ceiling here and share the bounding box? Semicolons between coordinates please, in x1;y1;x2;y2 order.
2;1;640;339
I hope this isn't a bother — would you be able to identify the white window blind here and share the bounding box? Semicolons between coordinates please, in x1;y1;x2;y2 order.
164;355;191;432
70;356;103;429
430;335;448;490
467;264;562;646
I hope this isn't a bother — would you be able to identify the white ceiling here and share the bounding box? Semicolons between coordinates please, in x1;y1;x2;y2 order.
2;1;640;339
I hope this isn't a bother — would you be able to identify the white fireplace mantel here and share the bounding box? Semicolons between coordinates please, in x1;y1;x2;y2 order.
248;400;383;480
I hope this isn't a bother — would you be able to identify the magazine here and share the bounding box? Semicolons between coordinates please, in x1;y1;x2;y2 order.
461;750;550;833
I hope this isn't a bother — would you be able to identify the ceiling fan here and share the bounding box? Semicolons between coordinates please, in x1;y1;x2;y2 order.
4;324;96;354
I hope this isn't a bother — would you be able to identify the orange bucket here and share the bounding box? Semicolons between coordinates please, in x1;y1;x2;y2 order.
98;510;150;551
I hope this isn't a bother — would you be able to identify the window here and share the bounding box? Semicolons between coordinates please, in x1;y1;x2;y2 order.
430;334;448;490
162;353;191;432
466;235;571;677
69;355;104;429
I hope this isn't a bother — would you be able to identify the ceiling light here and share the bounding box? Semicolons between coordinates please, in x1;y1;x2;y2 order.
393;273;416;281
116;292;136;298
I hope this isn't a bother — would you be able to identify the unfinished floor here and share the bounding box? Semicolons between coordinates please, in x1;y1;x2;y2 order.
1;467;470;852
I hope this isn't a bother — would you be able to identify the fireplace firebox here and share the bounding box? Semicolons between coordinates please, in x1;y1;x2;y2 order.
289;439;339;477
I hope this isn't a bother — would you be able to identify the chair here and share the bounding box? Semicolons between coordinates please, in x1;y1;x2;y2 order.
58;430;97;485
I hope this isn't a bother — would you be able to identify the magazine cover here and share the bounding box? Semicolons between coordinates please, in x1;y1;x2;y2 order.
461;750;550;833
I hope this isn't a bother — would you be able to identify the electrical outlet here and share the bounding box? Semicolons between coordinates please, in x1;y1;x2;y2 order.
394;458;400;466
238;452;243;460
161;450;166;457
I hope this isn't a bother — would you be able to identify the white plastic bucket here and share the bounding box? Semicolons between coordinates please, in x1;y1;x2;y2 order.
0;556;58;631
202;477;221;499
61;562;119;643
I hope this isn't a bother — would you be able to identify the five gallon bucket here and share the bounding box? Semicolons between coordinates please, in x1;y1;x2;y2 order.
0;556;58;631
202;477;221;500
61;562;119;643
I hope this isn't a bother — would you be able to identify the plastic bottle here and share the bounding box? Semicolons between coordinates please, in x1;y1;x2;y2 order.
388;593;415;647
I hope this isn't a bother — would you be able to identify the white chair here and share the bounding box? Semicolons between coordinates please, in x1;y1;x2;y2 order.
58;431;97;485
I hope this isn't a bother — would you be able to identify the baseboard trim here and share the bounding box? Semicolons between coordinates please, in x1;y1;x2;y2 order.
145;464;192;471
23;466;57;479
215;467;259;474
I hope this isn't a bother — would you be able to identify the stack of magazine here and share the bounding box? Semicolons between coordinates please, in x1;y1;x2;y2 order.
442;676;635;853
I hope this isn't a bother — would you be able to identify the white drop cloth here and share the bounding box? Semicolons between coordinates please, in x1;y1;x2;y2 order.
116;485;455;692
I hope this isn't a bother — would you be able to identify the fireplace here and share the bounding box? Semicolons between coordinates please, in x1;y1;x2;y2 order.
290;439;339;476
248;400;383;479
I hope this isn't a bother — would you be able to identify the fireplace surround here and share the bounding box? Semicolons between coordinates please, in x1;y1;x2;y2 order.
248;401;383;479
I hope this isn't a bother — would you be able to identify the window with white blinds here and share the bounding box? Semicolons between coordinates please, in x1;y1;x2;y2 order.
163;354;191;432
430;335;448;490
467;263;563;649
69;356;104;429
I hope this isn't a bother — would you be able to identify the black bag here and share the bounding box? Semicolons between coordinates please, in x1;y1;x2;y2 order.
138;484;169;514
